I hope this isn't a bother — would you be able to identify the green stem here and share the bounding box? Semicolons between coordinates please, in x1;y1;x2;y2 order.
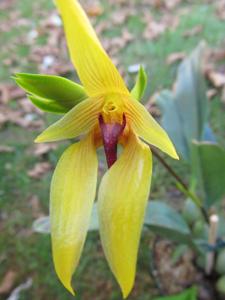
151;147;209;224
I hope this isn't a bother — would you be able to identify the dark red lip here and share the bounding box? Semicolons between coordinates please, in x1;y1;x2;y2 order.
99;114;126;168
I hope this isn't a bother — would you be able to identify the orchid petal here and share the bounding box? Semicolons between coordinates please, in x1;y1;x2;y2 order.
55;0;129;97
98;133;152;298
35;98;102;143
50;135;98;294
125;99;179;159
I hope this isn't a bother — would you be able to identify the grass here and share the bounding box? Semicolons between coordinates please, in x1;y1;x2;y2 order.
0;0;225;299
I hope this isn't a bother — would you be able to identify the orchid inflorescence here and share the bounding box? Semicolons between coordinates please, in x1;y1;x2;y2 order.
15;0;178;297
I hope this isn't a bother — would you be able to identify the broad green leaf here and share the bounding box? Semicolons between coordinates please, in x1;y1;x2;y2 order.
131;65;147;101
191;141;225;207
153;286;197;300
203;124;216;143
192;239;207;255
14;73;87;113
175;42;208;142
182;198;202;225
32;216;50;234
144;201;191;243
216;276;225;294
156;42;209;161
218;214;225;238
156;90;189;160
33;201;192;244
32;203;99;234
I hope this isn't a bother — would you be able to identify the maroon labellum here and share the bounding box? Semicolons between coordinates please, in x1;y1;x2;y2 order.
99;114;126;168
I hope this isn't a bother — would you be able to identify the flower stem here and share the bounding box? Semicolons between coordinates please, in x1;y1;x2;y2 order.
151;147;209;224
206;214;219;274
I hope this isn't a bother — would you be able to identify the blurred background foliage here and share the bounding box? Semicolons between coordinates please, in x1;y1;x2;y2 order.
0;0;225;299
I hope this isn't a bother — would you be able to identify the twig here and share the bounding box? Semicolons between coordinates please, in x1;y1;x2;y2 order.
205;214;219;275
151;147;209;224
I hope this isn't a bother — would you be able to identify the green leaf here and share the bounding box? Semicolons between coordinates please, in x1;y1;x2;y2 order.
175;42;208;142
203;124;216;143
14;73;87;113
144;201;191;243
33;201;191;243
33;201;193;245
191;141;225;207
131;65;147;101
32;216;50;234
217;214;225;238
153;286;197;300
156;90;189;160
216;275;225;294
29;95;72;114
156;42;209;161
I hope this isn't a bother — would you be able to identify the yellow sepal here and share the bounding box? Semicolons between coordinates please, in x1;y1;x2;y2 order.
125;99;179;159
35;98;102;143
55;0;129;97
98;133;152;298
50;134;98;294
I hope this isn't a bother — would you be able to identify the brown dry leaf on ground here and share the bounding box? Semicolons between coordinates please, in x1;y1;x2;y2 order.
0;107;21;128
33;143;58;156
95;20;111;35
103;28;133;57
200;45;225;105
85;2;103;17
166;52;186;65
0;85;25;104
144;0;181;10
182;25;203;37
9;86;26;101
0;145;14;153
164;0;181;10
111;10;128;25
10;113;44;130
154;240;200;294
221;86;225;103
0;103;32;130
27;162;52;179
144;21;165;40
215;0;225;20
0;93;44;130
163;14;180;30
143;17;166;40
143;11;179;40
207;88;218;99
206;71;225;88
29;195;44;218
0;8;20;34
209;48;225;62
0;270;17;295
142;0;163;9
0;0;15;10
18;98;43;115
24;11;73;76
110;4;136;26
0;84;11;104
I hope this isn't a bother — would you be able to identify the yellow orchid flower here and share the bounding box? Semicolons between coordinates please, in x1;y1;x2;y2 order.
34;0;178;297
